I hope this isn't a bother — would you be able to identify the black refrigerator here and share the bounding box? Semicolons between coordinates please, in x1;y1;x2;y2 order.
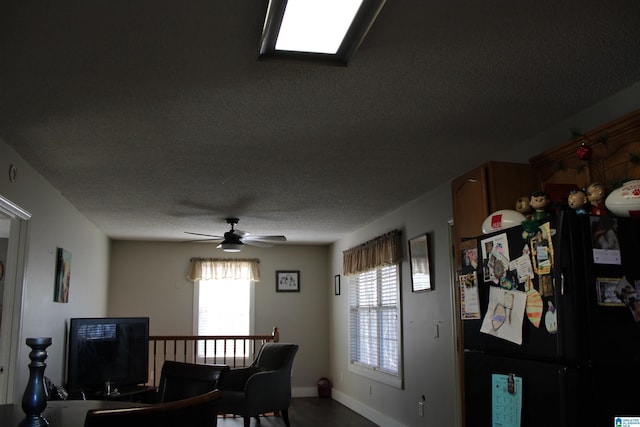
460;211;640;427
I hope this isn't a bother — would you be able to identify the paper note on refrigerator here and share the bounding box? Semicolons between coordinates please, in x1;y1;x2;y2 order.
509;248;534;284
460;272;481;320
492;373;522;427
480;287;526;345
590;216;621;265
616;417;640;426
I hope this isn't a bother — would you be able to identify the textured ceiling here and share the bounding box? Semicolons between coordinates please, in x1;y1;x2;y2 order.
1;1;639;245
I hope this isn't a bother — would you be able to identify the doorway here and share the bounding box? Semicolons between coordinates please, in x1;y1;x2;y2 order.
0;216;9;336
0;195;31;404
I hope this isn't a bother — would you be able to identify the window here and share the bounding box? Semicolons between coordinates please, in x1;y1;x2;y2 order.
259;0;386;65
194;277;254;359
187;258;260;362
349;263;402;387
275;0;364;54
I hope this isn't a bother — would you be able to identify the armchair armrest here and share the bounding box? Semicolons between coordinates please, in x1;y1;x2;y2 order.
244;369;288;394
223;366;261;391
243;369;291;411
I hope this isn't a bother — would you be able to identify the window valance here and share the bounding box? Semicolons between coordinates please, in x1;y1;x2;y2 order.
187;258;261;282
342;230;402;276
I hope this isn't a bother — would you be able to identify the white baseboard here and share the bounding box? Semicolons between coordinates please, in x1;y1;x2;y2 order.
292;386;317;398
291;386;405;427
331;388;406;427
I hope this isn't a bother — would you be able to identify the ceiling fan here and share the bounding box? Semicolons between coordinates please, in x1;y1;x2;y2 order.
185;217;287;252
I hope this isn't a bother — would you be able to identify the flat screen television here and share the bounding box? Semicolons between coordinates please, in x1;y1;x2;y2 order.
65;317;149;392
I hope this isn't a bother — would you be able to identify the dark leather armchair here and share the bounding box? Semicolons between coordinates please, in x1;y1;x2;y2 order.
219;342;299;427
157;360;229;403
84;389;221;427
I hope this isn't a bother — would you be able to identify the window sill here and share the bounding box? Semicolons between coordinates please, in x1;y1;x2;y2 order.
348;362;403;389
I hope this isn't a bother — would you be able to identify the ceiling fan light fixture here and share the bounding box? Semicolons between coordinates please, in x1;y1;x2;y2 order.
188;217;285;251
221;242;243;252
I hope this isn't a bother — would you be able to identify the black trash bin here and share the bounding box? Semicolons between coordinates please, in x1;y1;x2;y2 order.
317;377;332;398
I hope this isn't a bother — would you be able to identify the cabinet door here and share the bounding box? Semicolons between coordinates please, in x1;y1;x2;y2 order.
452;162;537;270
529;108;640;190
452;165;490;248
485;162;536;212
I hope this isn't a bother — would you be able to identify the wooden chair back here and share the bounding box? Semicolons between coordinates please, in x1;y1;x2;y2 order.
157;360;229;403
84;389;221;427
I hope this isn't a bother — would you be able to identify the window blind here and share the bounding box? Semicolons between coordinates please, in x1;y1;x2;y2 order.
349;264;400;376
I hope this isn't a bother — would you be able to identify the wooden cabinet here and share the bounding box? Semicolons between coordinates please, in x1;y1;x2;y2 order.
451;161;537;269
530;108;640;191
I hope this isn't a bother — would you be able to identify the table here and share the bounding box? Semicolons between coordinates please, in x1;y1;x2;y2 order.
76;385;157;403
0;400;149;427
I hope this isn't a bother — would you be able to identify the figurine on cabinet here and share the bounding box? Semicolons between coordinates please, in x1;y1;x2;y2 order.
515;196;532;219
568;189;588;214
586;182;609;216
530;191;550;221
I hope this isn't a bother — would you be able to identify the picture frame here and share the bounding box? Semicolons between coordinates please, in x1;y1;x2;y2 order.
409;233;432;292
596;276;624;306
276;270;300;292
54;247;72;303
590;216;621;265
334;274;341;295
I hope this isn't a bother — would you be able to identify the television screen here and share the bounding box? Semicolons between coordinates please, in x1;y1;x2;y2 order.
66;317;149;392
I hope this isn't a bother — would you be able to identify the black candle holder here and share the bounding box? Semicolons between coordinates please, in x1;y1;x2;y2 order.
20;337;52;427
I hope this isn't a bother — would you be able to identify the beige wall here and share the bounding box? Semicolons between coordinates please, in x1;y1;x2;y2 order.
108;241;329;395
328;81;640;427
0;139;110;401
329;183;458;427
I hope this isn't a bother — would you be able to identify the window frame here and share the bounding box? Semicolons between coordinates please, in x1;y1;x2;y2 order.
348;263;403;388
193;277;256;361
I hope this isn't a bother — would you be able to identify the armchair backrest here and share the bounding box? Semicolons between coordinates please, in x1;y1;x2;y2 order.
252;342;298;372
84;389;221;427
157;361;229;403
218;343;299;419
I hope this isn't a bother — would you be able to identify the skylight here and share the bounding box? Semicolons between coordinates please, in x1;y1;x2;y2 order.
259;0;386;65
275;0;364;54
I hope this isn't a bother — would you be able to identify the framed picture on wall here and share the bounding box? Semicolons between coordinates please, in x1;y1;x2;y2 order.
409;233;432;292
276;270;300;292
54;247;72;303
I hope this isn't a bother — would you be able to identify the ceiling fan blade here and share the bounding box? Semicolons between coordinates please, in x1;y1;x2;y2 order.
242;240;274;248
182;238;222;243
231;229;250;238
185;231;224;239
243;235;287;242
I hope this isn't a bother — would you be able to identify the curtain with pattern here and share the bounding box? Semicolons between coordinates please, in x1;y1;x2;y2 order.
342;230;402;276
187;258;261;282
